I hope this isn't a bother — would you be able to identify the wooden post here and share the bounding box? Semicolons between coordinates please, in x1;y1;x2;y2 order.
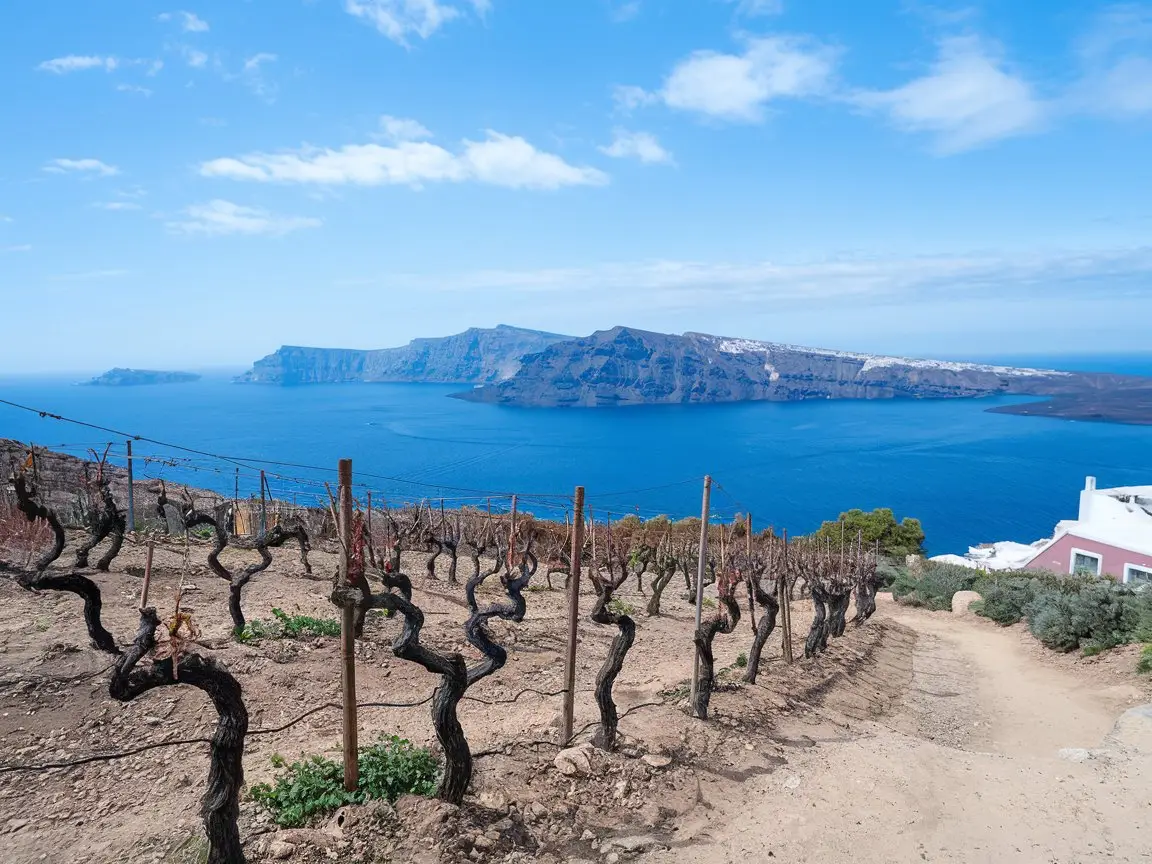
561;486;584;745
780;529;793;664
125;440;136;535
746;513;752;555
259;470;268;537
337;459;359;792
509;494;518;571
689;475;712;716
138;541;154;609
233;469;239;536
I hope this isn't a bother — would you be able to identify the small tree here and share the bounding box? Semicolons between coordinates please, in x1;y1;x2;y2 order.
814;508;925;558
691;565;741;720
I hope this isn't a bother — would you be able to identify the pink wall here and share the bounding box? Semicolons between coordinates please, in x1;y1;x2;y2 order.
1025;533;1152;582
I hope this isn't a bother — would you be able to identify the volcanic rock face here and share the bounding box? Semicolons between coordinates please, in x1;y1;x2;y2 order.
237;325;572;385
454;326;1121;408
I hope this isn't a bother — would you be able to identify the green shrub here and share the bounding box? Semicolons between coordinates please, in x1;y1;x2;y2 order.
250;736;439;827
891;561;978;610
735;652;748;668
1026;581;1146;654
1137;645;1152;675
875;556;906;589
608;598;637;617
237;608;341;642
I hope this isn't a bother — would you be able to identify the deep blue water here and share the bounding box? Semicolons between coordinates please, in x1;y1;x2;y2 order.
2;353;1151;556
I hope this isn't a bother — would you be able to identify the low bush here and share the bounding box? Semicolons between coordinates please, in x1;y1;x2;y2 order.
1023;580;1152;654
237;608;341;642
608;598;637;617
891;561;978;611
1137;645;1152;675
250;736;439;827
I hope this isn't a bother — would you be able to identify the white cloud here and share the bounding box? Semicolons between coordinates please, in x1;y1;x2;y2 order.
345;246;1152;311
44;158;120;177
200;127;608;190
377;115;434;142
1069;5;1152;118
244;52;278;72
167;200;322;237
598;129;674;164
181;46;209;68
610;1;642;23
660;36;840;121
116;83;153;96
158;11;210;32
611;84;659;113
0;215;12;222
2;244;32;254
853;36;1044;154
343;0;489;45
38;55;119;74
93;201;143;211
239;53;278;101
725;0;784;16
49;269;129;281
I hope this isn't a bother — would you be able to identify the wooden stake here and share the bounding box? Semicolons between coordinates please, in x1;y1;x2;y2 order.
259;470;267;537
780;529;793;664
233;469;239;536
138;541;154;610
690;475;712;717
337;459;359;792
509;494;518;572
125;440;136;536
561;486;584;745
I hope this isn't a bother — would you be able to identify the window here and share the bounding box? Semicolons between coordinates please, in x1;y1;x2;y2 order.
1124;564;1152;587
1070;549;1102;576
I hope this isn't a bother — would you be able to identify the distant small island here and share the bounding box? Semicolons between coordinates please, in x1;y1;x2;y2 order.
83;368;202;387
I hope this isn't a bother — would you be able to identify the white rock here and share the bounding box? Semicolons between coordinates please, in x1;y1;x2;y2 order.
1058;747;1091;763
951;590;983;615
641;754;672;768
554;746;592;777
268;840;296;859
783;774;801;790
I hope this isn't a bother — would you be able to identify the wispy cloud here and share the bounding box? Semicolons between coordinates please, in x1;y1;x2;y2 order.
167;200;322;236
1068;4;1152;118
0;215;12;223
43;158;120;177
609;1;642;23
241;52;278;100
37;55;120;74
631;35;840;122
93;201;143;211
2;244;31;254
116;83;153;96
157;10;210;32
598;129;674;164
200;120;609;190
611;84;659;113
343;0;490;46
376;115;434;142
345;246;1152;311
852;35;1045;154
724;0;784;17
178;45;209;68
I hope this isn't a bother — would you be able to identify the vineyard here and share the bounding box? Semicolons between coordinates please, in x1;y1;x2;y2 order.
0;438;909;864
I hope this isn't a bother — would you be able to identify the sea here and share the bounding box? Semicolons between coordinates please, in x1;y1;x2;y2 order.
2;353;1151;558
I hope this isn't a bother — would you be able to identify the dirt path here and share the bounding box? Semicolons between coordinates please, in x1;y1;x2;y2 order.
647;599;1152;864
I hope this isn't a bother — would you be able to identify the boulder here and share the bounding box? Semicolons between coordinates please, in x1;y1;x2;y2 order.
951;590;982;615
553;746;592;776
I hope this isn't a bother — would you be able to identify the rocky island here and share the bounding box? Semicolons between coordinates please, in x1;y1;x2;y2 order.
84;368;201;386
453;327;1152;422
237;325;570;385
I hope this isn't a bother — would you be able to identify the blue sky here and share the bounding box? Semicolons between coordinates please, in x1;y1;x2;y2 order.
1;0;1150;372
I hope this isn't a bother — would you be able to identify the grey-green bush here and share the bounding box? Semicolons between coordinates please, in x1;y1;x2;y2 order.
891;561;978;611
1025;581;1151;654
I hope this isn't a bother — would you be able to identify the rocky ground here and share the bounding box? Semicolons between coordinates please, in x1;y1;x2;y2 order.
1;532;1148;864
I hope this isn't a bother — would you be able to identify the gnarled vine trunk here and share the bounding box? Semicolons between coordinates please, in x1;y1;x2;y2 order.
828;591;852;637
743;578;779;685
645;561;677;616
589;560;636;750
691;578;740;720
2;475;119;654
73;481;125;572
110;609;247;864
804;587;831;658
332;533;535;805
